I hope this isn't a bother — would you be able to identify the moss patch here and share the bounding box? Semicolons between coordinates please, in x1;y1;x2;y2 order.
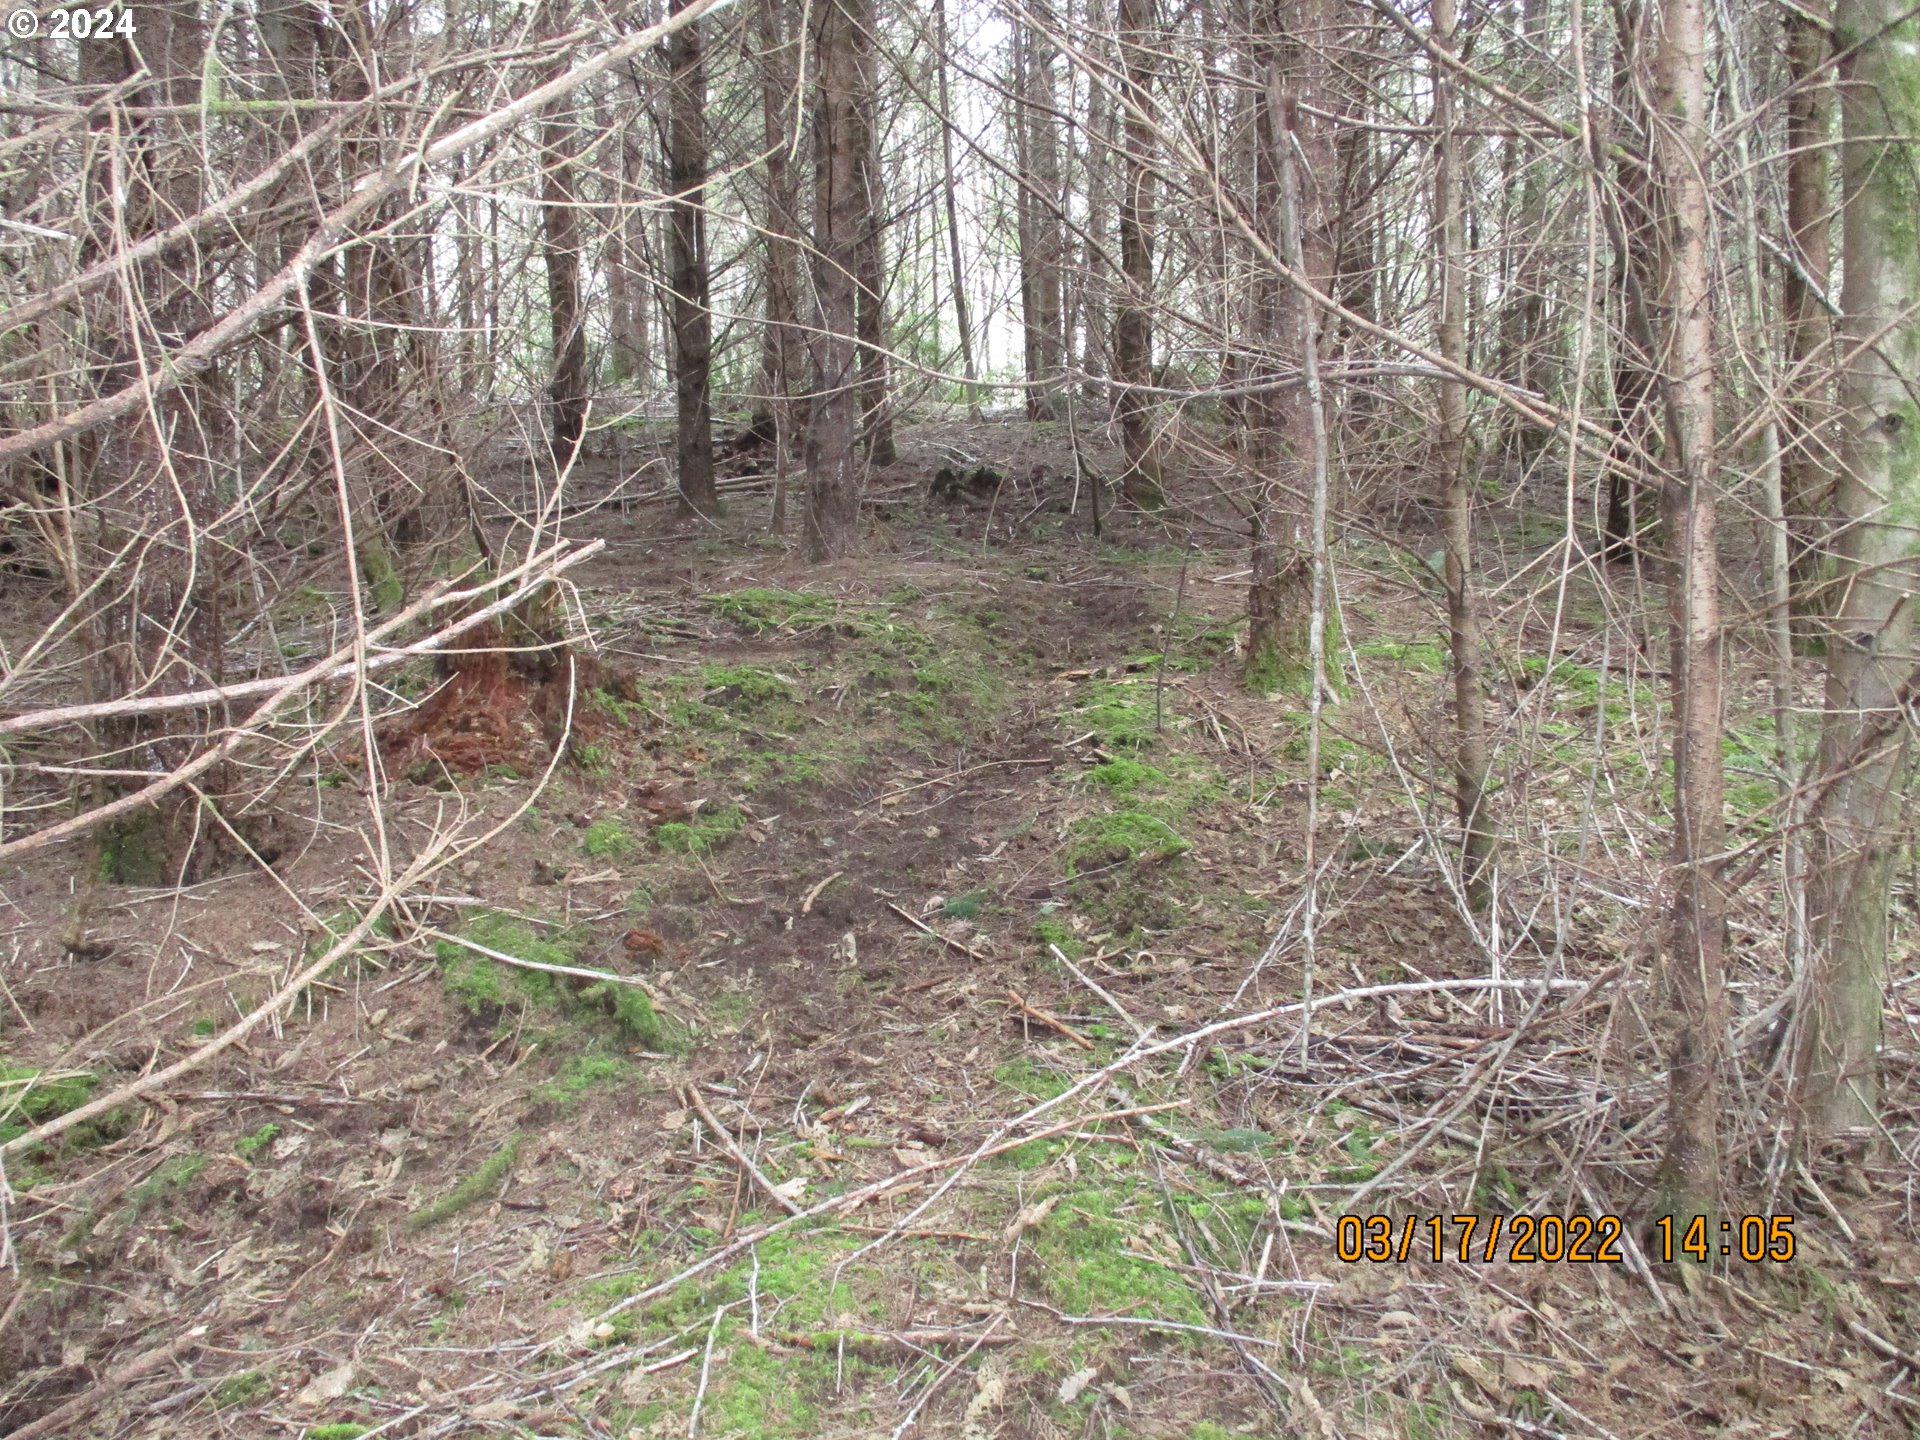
409;1132;520;1229
654;805;744;854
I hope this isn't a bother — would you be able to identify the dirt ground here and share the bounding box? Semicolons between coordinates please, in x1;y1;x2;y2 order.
1;414;1916;1440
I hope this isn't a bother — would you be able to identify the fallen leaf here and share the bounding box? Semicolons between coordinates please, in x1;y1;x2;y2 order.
1057;1367;1098;1404
1003;1195;1060;1243
295;1362;355;1406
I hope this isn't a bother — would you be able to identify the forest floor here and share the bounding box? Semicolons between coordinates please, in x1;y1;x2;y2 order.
1;413;1917;1440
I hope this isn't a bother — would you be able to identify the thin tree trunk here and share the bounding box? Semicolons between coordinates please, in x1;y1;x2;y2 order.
1017;4;1066;421
1650;0;1726;1229
1797;0;1918;1140
758;0;804;520
1433;0;1492;912
542;106;588;462
805;0;865;558
1781;7;1835;623
932;0;980;417
851;11;895;468
667;0;716;517
1113;0;1163;507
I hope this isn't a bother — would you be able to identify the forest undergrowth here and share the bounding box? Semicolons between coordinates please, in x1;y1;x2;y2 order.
0;418;1915;1440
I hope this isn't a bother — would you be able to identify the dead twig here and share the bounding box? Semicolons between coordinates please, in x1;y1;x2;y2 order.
685;1085;803;1217
888;902;988;962
5;1325;207;1440
1004;988;1096;1050
800;871;844;914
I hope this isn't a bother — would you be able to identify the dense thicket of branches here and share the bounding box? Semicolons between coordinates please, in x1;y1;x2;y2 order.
2;0;1915;1215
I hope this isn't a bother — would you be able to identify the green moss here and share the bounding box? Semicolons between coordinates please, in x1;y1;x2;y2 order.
1032;1185;1206;1326
1355;638;1447;672
1066;810;1191;875
435;913;564;1015
1066;679;1160;749
235;1123;280;1160
97;813;169;886
409;1132;520;1229
130;1153;208;1210
709;588;836;633
533;1054;631;1107
305;1426;371;1440
1085;757;1170;795
582;818;637;859
1032;916;1082;960
586;981;668;1049
995;1056;1074;1100
434;912;675;1049
941;891;984;919
356;536;403;612
654;805;744;854
213;1369;272;1409
0;1066;96;1133
701;664;796;707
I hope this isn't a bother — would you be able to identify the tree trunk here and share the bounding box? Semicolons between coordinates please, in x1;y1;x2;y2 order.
542;107;588;462
1650;0;1726;1230
76;0;226;877
851;13;896;470
932;0;980;417
1432;0;1492;911
667;0;717;517
757;0;805;520
805;0;865;558
1113;0;1163;507
1601;7;1660;564
1016;5;1066;422
1796;0;1918;1140
608;133;653;385
1244;0;1335;692
1781;8;1835;623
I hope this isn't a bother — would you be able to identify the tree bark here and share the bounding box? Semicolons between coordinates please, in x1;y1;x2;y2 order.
1781;8;1835;622
1650;0;1726;1228
1797;0;1919;1139
932;0;980;417
1016;5;1066;422
1113;0;1163;507
757;0;805;527
851;14;896;470
805;0;865;558
667;0;717;516
1432;0;1492;911
542;105;588;462
1244;0;1335;693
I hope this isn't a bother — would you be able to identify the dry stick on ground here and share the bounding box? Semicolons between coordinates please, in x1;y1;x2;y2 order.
888;1317;1005;1440
4;1325;207;1440
887;902;988;961
1004;989;1096;1049
1048;942;1149;1038
685;1084;804;1217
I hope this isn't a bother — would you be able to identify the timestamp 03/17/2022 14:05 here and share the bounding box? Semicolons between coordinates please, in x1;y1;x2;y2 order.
1336;1213;1798;1265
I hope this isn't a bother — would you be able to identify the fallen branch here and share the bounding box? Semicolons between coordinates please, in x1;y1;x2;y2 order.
888;903;987;962
684;1084;804;1217
1004;989;1096;1050
5;1325;206;1440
